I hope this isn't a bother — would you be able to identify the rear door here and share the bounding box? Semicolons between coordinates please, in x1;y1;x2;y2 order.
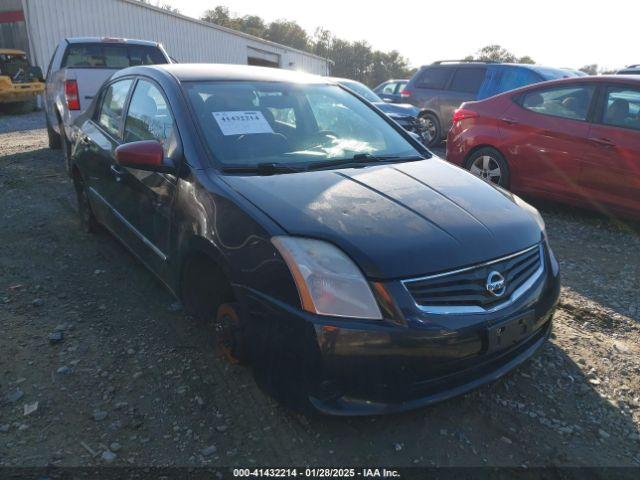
581;84;640;215
498;83;596;198
409;67;454;115
81;78;134;237
443;67;488;131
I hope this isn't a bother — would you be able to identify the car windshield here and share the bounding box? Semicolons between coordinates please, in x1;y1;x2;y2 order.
185;81;422;169
0;53;30;80
339;80;382;103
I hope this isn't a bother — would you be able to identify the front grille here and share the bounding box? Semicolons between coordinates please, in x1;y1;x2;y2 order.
403;244;543;313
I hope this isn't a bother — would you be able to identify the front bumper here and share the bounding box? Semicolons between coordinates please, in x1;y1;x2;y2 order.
241;243;560;415
0;79;43;104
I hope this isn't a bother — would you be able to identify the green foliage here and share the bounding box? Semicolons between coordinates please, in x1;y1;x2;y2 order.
200;6;413;86
467;45;536;64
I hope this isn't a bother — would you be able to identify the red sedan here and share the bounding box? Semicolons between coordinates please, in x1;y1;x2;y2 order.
446;76;640;219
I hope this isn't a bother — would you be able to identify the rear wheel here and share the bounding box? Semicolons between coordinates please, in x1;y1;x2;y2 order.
72;170;99;233
465;147;510;188
60;122;72;176
47;114;61;150
418;112;441;147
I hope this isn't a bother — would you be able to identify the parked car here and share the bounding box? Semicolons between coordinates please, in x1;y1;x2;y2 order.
401;60;578;146
617;65;640;75
373;79;409;103
44;37;171;173
68;64;559;415
0;49;44;113
330;77;427;143
447;75;640;219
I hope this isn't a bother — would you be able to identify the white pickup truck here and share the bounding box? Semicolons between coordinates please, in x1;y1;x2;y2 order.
44;37;171;173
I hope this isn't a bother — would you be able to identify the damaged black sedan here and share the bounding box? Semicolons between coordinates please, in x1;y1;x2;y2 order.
68;64;560;415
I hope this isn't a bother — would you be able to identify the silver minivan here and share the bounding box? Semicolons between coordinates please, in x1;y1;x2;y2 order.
44;37;170;173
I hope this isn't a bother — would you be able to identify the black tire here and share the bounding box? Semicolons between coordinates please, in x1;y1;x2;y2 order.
464;147;511;189
47;114;61;150
72;170;99;233
418;112;441;147
60;122;72;176
249;318;320;414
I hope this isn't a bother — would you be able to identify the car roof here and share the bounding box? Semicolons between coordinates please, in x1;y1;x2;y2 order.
493;74;640;97
418;62;575;79
65;37;159;47
116;63;332;84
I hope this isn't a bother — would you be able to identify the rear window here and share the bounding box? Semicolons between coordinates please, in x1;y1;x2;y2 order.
62;44;167;69
415;67;453;90
449;67;487;94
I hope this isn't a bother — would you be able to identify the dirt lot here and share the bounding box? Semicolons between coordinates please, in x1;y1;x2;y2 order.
1;111;639;468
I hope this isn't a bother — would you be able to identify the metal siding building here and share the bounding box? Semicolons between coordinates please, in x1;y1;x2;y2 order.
6;0;330;74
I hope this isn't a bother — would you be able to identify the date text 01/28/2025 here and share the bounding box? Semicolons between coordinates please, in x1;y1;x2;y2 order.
233;468;401;478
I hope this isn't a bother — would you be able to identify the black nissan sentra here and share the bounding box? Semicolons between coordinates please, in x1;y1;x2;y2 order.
68;64;560;415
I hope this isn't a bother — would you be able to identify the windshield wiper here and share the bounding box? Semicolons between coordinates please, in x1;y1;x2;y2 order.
221;162;303;175
306;153;425;171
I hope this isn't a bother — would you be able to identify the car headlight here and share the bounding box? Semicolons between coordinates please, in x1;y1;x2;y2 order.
271;236;383;320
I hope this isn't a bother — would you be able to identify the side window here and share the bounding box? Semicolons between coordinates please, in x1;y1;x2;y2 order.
395;81;407;94
98;79;133;138
449;68;487;94
124;79;176;151
381;82;397;94
497;68;543;95
521;85;595;121
416;67;453;90
601;86;640;130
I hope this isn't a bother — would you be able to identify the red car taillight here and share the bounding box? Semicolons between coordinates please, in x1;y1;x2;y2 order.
400;89;411;98
452;108;478;124
65;79;80;111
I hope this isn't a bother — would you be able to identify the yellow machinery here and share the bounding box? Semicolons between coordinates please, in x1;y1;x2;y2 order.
0;49;44;109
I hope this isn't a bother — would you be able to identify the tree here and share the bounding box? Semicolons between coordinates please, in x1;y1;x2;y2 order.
518;55;535;65
202;6;238;28
264;20;309;51
467;45;535;64
199;5;415;85
580;64;599;75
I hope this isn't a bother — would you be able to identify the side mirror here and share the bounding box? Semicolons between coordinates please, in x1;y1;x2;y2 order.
115;140;174;173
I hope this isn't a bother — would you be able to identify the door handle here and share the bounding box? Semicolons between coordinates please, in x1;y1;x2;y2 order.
588;137;615;147
110;164;126;181
500;117;518;125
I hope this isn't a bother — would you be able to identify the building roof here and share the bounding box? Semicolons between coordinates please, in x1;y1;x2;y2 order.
119;0;331;64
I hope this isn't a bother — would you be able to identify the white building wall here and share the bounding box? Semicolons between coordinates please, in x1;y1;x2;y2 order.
21;0;330;75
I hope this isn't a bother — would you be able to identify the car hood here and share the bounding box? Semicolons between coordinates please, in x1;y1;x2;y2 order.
221;158;543;280
374;102;420;117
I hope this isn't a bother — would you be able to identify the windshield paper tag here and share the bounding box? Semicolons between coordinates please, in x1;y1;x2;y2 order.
212;111;274;136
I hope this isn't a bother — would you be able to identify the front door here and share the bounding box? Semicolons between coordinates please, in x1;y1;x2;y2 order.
498;83;596;200
581;84;640;216
111;78;179;275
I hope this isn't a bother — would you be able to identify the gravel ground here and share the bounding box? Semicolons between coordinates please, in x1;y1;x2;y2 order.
1;111;639;468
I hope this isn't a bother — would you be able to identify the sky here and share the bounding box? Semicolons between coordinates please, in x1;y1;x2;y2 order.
159;0;637;71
